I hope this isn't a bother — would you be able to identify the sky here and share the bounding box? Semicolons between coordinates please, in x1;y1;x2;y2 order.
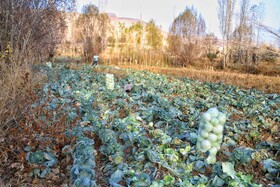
76;0;280;43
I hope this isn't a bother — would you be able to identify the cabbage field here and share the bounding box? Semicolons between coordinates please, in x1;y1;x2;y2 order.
20;63;279;186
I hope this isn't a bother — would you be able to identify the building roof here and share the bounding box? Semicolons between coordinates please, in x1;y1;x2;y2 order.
108;12;144;27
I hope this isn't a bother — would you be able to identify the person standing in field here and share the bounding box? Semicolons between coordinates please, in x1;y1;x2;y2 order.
92;54;99;66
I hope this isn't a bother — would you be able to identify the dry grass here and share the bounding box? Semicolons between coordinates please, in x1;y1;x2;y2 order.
0;65;30;133
0;64;32;185
0;63;47;135
118;65;280;94
226;62;280;76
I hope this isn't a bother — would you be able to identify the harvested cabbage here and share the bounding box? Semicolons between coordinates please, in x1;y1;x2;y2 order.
204;122;213;132
106;74;114;90
201;140;212;150
196;107;226;164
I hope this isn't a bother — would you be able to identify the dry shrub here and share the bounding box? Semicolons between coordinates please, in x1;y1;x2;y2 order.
256;62;280;76
235;64;260;75
225;61;280;76
0;64;33;134
0;63;34;184
190;57;213;69
0;60;48;133
0;63;76;185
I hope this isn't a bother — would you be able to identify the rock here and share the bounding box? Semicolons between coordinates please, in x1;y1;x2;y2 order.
124;83;134;92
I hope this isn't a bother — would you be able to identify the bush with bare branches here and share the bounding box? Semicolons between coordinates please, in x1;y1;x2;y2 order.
0;0;74;132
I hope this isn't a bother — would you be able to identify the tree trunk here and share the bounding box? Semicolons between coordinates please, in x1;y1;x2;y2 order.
222;38;226;69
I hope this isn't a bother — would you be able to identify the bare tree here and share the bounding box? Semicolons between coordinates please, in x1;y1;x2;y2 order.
256;23;280;39
232;1;266;64
0;0;74;65
76;4;110;62
231;0;254;64
218;0;236;68
169;6;206;66
0;0;75;130
250;3;265;47
278;28;280;49
239;0;250;63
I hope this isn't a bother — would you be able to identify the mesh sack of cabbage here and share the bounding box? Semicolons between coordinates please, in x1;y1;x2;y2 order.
196;108;226;164
106;74;114;90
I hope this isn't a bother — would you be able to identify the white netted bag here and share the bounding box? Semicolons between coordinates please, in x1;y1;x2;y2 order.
106;74;114;90
196;107;227;164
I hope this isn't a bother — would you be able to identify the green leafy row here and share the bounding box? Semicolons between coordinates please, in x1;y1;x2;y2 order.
33;63;280;186
69;138;97;187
